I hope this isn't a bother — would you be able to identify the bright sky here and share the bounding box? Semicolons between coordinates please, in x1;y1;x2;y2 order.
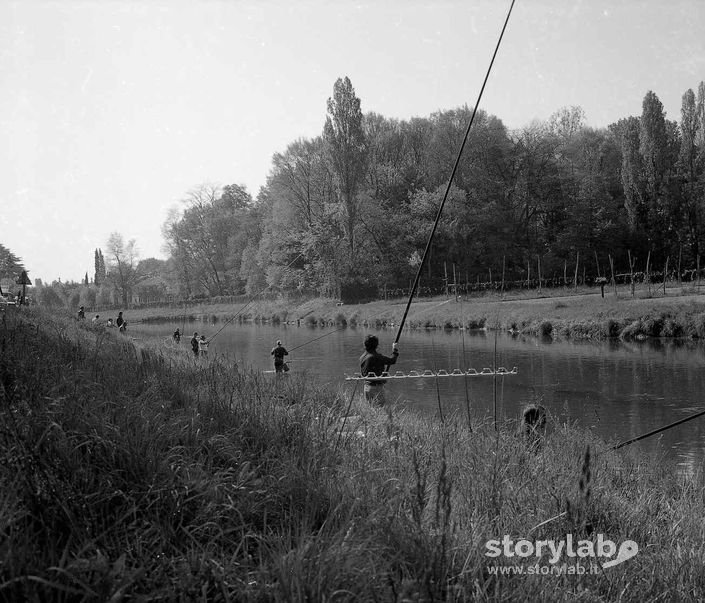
1;0;704;283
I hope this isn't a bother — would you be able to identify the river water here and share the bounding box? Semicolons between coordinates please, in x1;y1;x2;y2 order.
130;320;705;475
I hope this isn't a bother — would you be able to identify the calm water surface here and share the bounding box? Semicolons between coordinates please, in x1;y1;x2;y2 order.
130;320;705;474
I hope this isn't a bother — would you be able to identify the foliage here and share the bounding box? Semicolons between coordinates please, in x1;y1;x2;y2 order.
148;77;705;303
4;309;705;600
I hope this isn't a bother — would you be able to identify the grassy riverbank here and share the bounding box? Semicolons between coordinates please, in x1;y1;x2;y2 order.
2;307;705;601
127;285;705;341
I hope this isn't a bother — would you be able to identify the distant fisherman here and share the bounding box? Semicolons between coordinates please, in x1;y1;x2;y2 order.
198;335;210;357
359;335;399;406
173;328;181;343
271;340;289;373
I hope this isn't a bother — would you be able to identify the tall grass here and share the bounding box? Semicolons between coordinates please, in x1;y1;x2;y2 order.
2;308;705;600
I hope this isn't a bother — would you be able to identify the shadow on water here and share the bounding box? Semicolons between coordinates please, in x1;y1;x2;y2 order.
132;320;705;473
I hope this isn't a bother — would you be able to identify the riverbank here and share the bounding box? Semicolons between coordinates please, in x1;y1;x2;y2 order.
2;307;704;600
125;285;705;341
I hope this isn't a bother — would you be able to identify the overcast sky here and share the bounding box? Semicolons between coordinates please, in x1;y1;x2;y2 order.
1;0;704;283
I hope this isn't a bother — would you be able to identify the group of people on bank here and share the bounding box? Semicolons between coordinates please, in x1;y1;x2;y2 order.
79;307;128;332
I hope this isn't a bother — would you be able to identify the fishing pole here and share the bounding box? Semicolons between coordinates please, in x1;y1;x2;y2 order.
392;0;515;348
612;408;705;450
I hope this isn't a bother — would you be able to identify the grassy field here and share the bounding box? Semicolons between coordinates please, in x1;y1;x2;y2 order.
124;284;705;341
2;306;705;600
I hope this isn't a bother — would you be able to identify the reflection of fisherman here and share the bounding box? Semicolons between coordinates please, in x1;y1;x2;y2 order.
271;340;289;372
359;335;399;406
173;328;181;343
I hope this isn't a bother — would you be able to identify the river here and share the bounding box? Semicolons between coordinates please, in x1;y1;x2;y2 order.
130;319;705;475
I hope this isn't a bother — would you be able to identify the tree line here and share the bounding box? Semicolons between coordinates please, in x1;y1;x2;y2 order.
5;76;705;308
160;76;705;302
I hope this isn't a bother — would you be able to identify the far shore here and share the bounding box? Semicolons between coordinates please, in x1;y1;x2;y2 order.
116;283;705;341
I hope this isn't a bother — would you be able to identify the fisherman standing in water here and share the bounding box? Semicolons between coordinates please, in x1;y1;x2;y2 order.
359;335;399;406
271;340;289;373
190;332;200;357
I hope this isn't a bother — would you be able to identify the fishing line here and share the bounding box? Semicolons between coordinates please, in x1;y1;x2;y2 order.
392;0;516;347
207;252;303;343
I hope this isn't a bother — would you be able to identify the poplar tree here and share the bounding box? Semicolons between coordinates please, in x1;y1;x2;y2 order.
323;76;367;255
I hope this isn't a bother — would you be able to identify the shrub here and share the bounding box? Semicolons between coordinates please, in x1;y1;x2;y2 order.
620;319;645;340
661;317;683;338
538;320;553;338
604;318;621;338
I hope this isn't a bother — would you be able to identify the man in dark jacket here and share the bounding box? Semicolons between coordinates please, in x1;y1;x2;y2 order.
271;340;289;372
190;332;199;357
359;334;399;406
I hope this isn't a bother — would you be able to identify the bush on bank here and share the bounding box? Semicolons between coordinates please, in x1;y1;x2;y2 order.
1;308;705;601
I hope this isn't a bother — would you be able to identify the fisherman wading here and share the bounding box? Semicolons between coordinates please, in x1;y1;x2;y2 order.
359;335;399;406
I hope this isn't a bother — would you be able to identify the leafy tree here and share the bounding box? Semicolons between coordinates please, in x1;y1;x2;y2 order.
105;232;142;307
323;76;367;255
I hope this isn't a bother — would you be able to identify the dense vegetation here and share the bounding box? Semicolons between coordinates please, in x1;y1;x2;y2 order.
4;77;705;310
157;78;705;302
2;306;705;601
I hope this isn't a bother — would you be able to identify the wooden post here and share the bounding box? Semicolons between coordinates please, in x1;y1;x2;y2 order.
573;252;580;289
698;256;701;290
444;261;449;297
537;255;542;294
501;255;506;295
594;250;601;278
628;249;635;297
678;245;682;287
563;260;567;289
663;256;669;295
645;250;651;296
453;263;458;301
609;254;617;297
527;259;530;290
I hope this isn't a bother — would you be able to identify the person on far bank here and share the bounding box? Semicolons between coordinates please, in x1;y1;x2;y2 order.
271;340;289;373
190;332;199;357
173;328;181;343
78;306;85;320
359;335;399;406
92;314;100;324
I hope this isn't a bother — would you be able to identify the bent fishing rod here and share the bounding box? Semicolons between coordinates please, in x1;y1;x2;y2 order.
392;0;515;350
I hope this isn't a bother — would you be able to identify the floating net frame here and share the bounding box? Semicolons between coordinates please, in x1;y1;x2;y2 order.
345;367;518;380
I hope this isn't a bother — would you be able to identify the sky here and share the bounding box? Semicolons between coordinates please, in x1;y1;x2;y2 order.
1;0;704;284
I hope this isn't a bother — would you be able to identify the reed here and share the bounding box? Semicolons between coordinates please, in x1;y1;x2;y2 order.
1;308;704;600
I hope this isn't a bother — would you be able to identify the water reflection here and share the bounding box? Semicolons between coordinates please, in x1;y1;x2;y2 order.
131;320;705;471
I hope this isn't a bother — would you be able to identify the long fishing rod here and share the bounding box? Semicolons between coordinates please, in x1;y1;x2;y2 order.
612;408;705;450
207;253;304;343
392;0;515;348
529;407;705;534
